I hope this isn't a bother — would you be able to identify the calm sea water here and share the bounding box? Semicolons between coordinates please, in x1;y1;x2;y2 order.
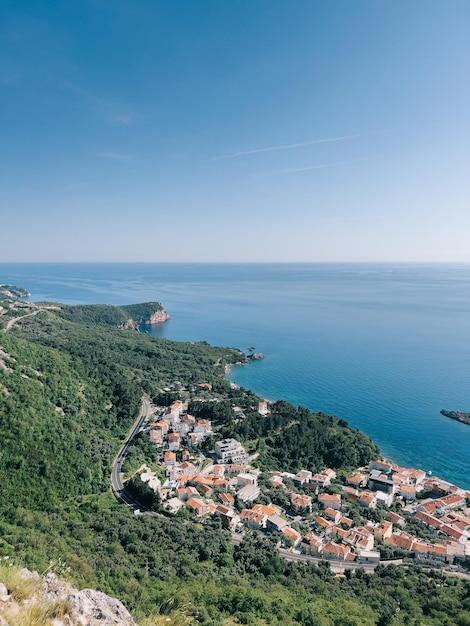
1;263;469;489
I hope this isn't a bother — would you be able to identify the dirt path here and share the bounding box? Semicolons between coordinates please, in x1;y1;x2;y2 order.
5;309;40;331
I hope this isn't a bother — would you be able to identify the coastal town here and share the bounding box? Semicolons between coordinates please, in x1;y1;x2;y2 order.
127;388;470;573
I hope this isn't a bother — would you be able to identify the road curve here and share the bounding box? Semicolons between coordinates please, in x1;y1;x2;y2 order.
110;398;154;510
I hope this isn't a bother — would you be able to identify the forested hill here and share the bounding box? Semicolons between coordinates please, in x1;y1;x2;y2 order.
0;300;468;625
53;301;169;327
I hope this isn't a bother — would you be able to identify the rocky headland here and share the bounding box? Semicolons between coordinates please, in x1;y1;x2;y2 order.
440;409;470;426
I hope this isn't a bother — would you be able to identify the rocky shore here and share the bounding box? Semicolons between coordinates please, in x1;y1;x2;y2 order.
440;409;470;426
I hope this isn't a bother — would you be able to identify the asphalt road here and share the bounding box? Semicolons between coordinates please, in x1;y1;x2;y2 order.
110;398;154;510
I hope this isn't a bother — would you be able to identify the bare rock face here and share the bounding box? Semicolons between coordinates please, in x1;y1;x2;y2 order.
0;569;137;626
142;309;171;325
43;572;137;626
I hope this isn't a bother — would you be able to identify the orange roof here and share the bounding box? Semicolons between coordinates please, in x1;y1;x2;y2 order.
318;493;341;502
388;533;415;550
440;493;465;506
282;527;301;542
252;503;277;516
187;497;205;509
220;493;235;504
316;516;333;529
322;541;350;557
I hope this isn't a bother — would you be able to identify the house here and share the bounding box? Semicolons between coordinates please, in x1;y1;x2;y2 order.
385;532;416;551
315;517;334;533
219;492;235;506
149;429;163;445
414;542;447;562
186;497;208;517
237;484;260;504
200;484;213;497
167;432;181;451
215;505;240;531
237;473;258;487
318;493;341;510
386;511;406;527
258;401;269;415
252;503;279;517
375;520;393;542
266;514;289;533
179;461;197;476
164;451;177;466
188;432;205;446
240;509;267;529
321;541;351;561
346;472;367;488
440;493;466;510
357;550;380;564
309;473;331;488
282;527;302;548
164;400;183;425
164;497;184;514
291;493;312;514
294;470;312;486
369;460;393;474
400;484;416;501
301;533;324;557
339;516;354;528
177;486;199;501
343;527;375;552
343;486;360;502
359;492;377;509
323;507;341;524
194;419;213;437
215;438;249;465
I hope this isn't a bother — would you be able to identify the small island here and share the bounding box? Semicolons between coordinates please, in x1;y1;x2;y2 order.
440;409;470;426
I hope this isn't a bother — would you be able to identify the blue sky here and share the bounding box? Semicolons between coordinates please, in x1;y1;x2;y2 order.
1;0;469;262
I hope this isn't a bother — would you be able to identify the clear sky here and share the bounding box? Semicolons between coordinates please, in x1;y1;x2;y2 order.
1;0;469;262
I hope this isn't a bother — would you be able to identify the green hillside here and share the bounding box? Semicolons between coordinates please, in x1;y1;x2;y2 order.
0;303;468;625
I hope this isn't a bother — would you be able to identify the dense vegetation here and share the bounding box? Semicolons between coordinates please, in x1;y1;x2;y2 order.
54;301;167;327
0;302;468;625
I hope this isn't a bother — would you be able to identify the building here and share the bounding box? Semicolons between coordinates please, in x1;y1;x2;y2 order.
318;493;341;510
291;493;312;514
368;470;396;495
186;497;208;517
321;541;351;561
215;438;249;465
237;484;260;504
237;473;258;487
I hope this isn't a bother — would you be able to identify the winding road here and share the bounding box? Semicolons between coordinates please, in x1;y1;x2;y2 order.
110;398;154;510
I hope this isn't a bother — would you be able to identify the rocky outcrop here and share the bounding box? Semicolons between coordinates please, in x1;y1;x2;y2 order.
140;309;171;325
121;308;170;330
440;410;470;426
0;568;136;626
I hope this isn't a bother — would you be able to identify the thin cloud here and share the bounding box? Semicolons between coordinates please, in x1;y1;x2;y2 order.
257;160;349;177
207;132;382;162
64;81;134;125
97;151;133;161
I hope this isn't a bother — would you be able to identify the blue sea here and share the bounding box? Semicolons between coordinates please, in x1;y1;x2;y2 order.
1;263;469;489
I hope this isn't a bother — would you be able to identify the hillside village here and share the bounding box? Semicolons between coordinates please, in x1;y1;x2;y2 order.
128;390;470;572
